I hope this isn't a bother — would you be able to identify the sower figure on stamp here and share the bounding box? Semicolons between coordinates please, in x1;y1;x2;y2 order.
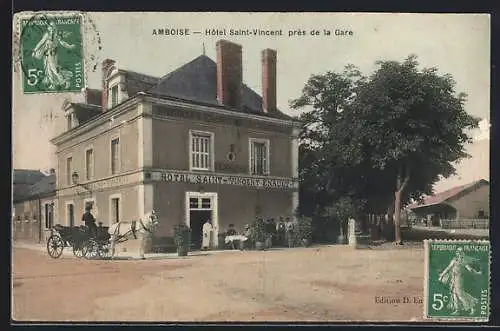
31;21;76;90
82;205;97;238
438;247;482;316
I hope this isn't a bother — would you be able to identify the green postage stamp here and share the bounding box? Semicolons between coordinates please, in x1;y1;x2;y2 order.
424;240;491;321
19;13;85;93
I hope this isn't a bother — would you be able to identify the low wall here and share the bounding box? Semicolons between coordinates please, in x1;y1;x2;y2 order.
440;218;489;229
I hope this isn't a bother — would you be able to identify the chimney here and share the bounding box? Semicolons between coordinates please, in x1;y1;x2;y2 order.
261;49;277;113
101;59;116;111
216;40;243;108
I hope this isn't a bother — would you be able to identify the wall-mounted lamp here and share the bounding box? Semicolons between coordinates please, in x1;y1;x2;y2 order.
71;171;79;185
72;171;90;191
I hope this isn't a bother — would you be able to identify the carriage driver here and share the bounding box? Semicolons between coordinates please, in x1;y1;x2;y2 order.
82;205;97;237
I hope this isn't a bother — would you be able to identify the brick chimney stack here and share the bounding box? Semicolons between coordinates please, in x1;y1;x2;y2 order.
261;49;277;113
101;59;116;111
216;40;243;108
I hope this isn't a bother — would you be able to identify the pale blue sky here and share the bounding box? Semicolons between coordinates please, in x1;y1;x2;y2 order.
12;12;490;190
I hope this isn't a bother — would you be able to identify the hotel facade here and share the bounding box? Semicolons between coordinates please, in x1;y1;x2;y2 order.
51;40;300;249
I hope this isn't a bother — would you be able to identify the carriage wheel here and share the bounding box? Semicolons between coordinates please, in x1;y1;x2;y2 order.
83;240;99;260
97;242;112;259
47;235;64;259
72;241;86;258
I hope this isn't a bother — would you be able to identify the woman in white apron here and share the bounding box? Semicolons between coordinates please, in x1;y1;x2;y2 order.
202;220;213;250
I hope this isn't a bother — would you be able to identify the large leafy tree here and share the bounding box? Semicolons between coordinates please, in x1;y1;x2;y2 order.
292;55;480;243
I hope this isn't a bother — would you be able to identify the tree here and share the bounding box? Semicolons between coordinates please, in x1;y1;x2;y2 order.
292;55;480;244
350;55;479;244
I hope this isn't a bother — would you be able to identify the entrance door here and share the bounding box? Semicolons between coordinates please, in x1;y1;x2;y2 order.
189;209;211;250
186;192;218;250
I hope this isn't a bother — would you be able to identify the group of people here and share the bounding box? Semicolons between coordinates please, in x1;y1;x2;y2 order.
222;216;298;250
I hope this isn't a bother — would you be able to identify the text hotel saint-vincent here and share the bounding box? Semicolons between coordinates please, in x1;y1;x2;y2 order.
152;27;354;37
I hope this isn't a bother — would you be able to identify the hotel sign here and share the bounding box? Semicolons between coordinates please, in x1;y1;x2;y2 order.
152;170;298;190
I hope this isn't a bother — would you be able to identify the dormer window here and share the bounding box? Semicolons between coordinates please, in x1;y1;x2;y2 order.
110;84;119;108
66;112;74;130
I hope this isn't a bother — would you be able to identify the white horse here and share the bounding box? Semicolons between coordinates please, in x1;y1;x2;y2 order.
108;210;159;260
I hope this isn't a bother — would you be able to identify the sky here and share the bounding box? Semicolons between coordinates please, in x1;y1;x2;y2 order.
12;12;490;190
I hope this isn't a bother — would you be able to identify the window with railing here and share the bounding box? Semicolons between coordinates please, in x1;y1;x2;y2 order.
190;132;213;171
249;138;270;175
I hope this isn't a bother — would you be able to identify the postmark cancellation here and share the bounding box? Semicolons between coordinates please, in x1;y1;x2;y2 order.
424;239;491;322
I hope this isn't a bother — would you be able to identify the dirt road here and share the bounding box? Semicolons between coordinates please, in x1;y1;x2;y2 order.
12;244;426;322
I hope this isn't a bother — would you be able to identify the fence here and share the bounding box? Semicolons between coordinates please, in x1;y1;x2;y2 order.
440;218;489;229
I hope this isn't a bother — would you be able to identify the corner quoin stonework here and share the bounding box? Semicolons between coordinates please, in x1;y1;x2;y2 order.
19;12;85;94
424;240;490;322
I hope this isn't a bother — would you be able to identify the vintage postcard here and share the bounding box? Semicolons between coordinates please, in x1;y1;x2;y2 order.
11;12;491;323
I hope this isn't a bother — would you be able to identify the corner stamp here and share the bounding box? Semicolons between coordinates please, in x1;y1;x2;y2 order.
19;12;85;94
424;240;490;322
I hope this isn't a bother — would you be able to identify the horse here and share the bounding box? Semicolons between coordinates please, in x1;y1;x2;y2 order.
108;210;160;260
284;218;298;248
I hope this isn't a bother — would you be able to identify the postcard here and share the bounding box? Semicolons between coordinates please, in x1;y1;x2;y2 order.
11;11;491;323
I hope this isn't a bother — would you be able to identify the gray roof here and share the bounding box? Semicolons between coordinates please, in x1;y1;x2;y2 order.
13;169;45;185
27;174;56;197
125;71;160;96
74;54;294;128
71;103;101;124
13;169;47;202
148;55;292;120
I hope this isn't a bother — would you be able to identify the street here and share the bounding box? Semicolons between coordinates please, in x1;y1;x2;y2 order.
12;243;426;322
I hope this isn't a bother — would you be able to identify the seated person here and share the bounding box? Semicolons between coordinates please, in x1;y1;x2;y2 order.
226;224;237;236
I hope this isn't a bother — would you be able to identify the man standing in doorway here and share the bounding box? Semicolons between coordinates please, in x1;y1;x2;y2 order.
82;205;97;237
202;219;213;250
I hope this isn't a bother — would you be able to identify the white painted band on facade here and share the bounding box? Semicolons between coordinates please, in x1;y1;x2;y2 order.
153;171;298;189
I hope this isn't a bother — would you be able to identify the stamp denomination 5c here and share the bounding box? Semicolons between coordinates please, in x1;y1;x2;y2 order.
19;13;85;94
424;240;490;322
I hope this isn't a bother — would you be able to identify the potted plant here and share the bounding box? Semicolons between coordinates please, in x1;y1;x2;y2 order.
298;217;313;247
251;218;267;250
173;222;191;256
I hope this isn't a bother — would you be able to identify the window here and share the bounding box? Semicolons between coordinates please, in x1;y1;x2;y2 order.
250;138;270;175
85;149;94;180
189;198;199;209
189;197;212;210
111;198;120;223
111;138;120;174
44;203;54;229
67;204;75;227
201;198;211;209
67;113;73;130
66;157;73;185
190;132;213;171
110;85;119;107
478;209;486;219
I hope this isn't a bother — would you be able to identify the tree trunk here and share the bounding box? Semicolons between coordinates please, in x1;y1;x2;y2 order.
393;164;410;245
394;190;402;244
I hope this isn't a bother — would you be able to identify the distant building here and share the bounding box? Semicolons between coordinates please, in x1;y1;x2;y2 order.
13;169;56;243
50;40;300;250
407;179;489;228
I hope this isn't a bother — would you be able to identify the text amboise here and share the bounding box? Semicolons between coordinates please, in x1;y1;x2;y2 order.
156;171;297;189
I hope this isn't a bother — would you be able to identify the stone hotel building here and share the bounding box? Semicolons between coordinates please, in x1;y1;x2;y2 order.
51;40;300;248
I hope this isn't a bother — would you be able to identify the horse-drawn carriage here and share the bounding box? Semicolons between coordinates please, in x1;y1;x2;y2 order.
46;211;160;260
46;223;112;259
